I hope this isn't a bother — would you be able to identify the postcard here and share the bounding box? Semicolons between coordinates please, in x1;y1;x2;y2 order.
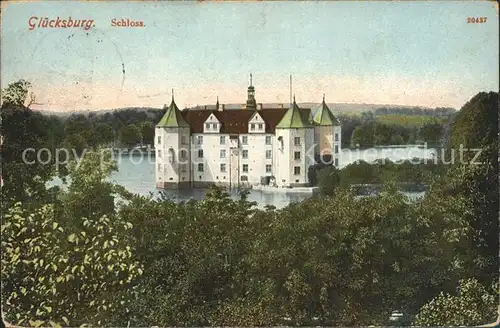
1;1;498;327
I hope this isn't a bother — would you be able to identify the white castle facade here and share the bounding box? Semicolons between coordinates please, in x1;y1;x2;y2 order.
155;79;341;189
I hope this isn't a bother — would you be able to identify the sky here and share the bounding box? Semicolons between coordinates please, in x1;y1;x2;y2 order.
1;1;498;112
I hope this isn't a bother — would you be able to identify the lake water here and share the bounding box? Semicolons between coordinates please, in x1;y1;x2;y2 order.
108;146;435;209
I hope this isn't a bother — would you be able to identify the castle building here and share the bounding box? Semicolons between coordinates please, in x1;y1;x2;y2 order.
155;78;341;189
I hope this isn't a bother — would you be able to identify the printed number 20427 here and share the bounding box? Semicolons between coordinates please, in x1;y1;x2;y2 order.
467;17;487;23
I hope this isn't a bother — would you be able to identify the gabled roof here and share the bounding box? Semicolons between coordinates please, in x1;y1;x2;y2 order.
181;108;289;134
313;95;340;126
157;97;190;128
276;97;315;129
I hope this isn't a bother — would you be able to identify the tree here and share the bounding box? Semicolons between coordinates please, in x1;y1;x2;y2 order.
447;91;499;284
1;79;35;108
90;123;115;147
1;81;57;204
413;278;498;326
316;166;340;196
1;151;142;327
1;202;143;327
420;121;443;145
119;124;140;148
139;121;155;146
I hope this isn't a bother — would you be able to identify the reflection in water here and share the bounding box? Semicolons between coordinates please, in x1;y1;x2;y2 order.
109;146;435;209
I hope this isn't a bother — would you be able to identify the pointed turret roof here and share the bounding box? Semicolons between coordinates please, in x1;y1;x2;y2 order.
157;92;190;128
276;96;314;129
313;94;340;126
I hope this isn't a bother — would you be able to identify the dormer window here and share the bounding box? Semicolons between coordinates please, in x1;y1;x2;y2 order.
258;123;263;130
212;123;218;129
250;123;255;131
205;123;210;130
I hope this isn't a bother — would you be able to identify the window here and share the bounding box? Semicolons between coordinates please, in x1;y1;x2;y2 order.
250;123;255;131
179;150;186;160
157;136;161;144
242;164;248;173
266;164;272;173
181;135;187;145
220;136;225;145
157;164;161;172
335;158;339;166
242;150;248;159
157;150;162;158
266;150;272;159
335;145;339;154
335;133;339;141
220;149;226;158
220;163;226;173
294;166;301;175
197;135;203;145
265;136;272;145
242;136;248;144
213;123;218;129
241;175;248;181
205;123;210;130
258;123;263;130
294;137;301;146
198;149;204;158
198;163;204;172
294;151;301;160
180;164;187;172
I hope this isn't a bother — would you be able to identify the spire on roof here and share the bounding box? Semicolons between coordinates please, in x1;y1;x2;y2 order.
157;91;189;128
250;73;253;86
276;95;313;129
313;95;340;126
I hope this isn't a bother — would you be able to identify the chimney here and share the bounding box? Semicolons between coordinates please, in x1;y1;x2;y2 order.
257;103;262;110
218;104;224;111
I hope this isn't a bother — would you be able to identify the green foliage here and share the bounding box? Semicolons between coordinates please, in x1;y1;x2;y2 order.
139;121;155;145
344;113;448;148
413;278;498;326
1;104;58;204
1;202;143;327
316;166;340;196
447;91;499;284
338;159;446;189
377;114;447;127
119;124;141;148
1;79;33;106
89;123;115;147
419;121;444;146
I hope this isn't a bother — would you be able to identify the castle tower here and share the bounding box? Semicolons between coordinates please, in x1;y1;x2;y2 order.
274;96;315;187
155;91;191;188
312;94;342;167
246;73;257;110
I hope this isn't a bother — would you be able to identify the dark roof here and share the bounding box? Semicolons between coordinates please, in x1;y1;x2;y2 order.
181;107;308;134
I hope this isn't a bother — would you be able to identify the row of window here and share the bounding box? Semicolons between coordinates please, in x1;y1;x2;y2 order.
158;135;277;146
205;123;219;130
196;149;274;159
250;123;264;131
157;134;339;147
159;147;337;160
158;163;303;176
